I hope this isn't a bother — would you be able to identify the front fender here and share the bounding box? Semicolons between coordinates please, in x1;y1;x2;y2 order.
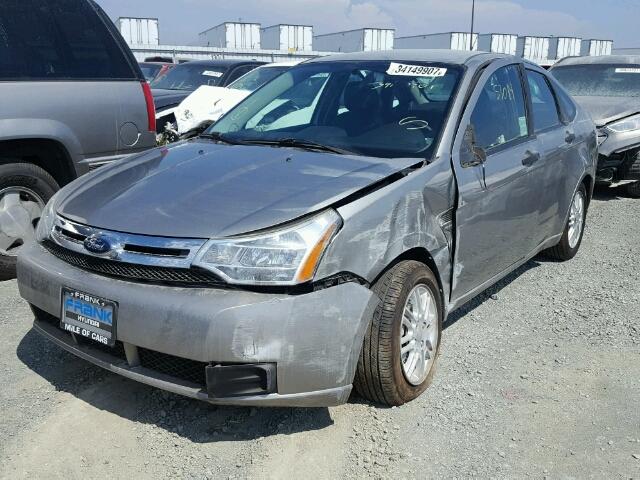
316;158;455;304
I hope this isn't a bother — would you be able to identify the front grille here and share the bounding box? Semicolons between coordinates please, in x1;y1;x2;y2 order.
138;347;208;386
33;306;207;386
43;240;224;287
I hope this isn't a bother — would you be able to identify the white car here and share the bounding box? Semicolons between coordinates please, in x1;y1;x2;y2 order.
174;61;300;134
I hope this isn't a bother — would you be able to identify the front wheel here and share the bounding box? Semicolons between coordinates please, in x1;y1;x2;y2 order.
542;183;587;261
0;163;59;280
354;261;443;406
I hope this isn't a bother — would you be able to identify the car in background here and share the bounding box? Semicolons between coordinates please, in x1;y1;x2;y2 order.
152;59;265;133
173;61;299;136
0;0;156;280
551;55;640;197
20;51;596;407
139;61;175;83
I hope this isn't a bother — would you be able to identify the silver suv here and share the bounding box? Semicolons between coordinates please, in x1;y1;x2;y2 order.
0;0;156;279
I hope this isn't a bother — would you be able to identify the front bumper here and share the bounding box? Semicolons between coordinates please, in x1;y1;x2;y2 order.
17;242;377;407
596;128;640;183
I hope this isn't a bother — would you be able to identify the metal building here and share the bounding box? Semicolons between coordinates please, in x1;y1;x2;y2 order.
477;33;518;55
395;32;479;51
549;37;582;60
199;22;261;49
128;44;329;63
516;36;550;63
581;39;613;56
261;24;313;51
117;17;159;45
313;28;394;52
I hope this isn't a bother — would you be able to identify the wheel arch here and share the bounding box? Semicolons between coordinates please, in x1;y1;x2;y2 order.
0;138;77;187
370;247;447;311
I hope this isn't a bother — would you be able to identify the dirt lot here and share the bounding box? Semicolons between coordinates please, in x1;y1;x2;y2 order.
1;186;639;480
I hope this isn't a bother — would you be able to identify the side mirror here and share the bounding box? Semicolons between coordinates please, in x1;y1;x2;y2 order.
460;124;487;168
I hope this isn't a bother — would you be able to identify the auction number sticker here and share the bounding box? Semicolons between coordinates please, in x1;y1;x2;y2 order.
615;68;640;74
202;70;223;77
387;63;447;77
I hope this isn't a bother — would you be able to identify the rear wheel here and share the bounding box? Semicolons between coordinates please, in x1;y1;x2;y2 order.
543;183;587;261
0;163;59;280
354;260;443;406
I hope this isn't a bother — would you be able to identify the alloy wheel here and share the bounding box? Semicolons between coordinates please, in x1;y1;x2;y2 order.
567;189;585;249
400;284;439;386
0;187;45;257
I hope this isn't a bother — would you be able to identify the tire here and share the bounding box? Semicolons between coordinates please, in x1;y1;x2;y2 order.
354;260;443;406
626;181;640;198
0;162;59;280
543;183;587;261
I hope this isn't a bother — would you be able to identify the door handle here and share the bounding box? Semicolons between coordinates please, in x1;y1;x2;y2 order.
522;150;540;167
565;131;576;144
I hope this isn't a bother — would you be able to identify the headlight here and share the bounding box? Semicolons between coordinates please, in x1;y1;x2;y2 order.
35;191;60;242
607;114;640;133
193;209;342;285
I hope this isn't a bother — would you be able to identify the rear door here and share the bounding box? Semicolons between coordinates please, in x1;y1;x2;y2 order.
450;61;542;303
525;68;578;240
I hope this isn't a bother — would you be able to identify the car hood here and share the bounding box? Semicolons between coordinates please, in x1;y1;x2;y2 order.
175;86;250;134
152;88;191;111
56;139;420;238
573;95;640;127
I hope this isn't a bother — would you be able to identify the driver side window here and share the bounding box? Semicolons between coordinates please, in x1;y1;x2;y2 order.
470;65;529;151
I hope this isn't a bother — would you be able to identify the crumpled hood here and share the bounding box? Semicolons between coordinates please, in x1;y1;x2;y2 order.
56;139;420;238
152;88;191;112
573;95;640;127
175;86;250;134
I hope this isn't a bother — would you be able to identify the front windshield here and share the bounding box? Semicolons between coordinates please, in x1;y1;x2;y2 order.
229;66;290;91
551;64;640;97
151;64;227;90
207;61;462;159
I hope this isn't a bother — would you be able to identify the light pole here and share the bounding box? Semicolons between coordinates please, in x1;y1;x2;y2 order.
469;0;476;50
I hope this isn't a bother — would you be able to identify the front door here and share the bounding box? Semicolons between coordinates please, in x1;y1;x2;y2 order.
450;61;542;304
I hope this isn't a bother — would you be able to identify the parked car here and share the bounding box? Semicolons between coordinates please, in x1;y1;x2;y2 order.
173;61;300;137
551;55;640;197
18;50;596;407
152;59;265;133
139;61;175;83
0;0;156;280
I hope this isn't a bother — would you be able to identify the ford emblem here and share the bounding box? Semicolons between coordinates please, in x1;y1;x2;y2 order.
83;234;112;254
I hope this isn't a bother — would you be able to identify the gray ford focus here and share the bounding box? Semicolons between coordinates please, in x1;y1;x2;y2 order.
17;50;597;407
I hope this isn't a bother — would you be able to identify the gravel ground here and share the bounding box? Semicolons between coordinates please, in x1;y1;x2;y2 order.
1;186;639;480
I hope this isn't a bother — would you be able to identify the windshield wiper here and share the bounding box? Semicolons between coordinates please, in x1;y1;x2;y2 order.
241;138;352;155
198;132;246;145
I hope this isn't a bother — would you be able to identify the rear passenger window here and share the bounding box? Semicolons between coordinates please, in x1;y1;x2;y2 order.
526;71;562;132
551;79;577;123
470;65;528;151
0;0;135;80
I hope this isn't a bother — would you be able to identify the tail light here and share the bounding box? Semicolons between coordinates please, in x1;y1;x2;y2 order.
141;81;156;132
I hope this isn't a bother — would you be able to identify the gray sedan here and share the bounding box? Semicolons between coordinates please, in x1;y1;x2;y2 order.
17;50;597;407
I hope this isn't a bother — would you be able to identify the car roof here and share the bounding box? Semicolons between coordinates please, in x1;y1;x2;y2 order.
553;55;640;67
307;49;508;65
177;59;266;67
